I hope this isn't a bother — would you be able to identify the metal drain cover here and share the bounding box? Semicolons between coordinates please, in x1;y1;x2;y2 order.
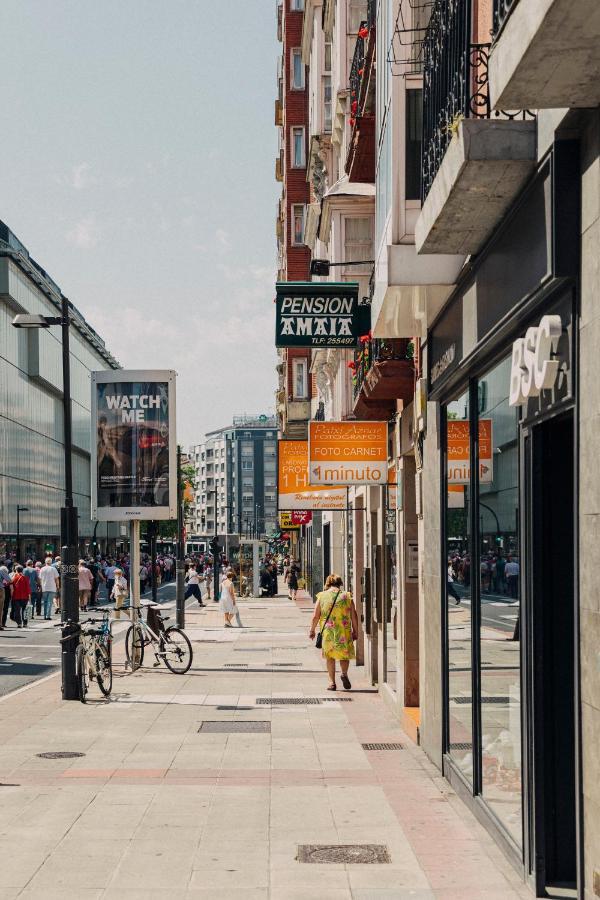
198;721;270;733
449;742;471;750
257;697;321;705
452;696;510;704
362;742;403;751
37;751;86;760
272;662;301;667
297;844;391;864
234;648;269;652
223;663;248;667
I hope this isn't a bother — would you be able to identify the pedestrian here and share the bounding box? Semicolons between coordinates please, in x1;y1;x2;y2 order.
40;557;60;620
505;557;520;599
184;565;206;606
78;560;94;611
0;566;11;630
111;568;129;619
23;560;41;619
10;564;31;628
309;573;358;691
139;562;148;595
287;559;299;601
104;559;117;603
219;568;238;627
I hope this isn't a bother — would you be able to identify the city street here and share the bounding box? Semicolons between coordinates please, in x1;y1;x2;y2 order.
0;590;530;900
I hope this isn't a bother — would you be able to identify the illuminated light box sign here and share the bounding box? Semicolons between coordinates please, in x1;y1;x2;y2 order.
275;282;370;348
308;421;388;485
278;440;346;510
91;369;177;521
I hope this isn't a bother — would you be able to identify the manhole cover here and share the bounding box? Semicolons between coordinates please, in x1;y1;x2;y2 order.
257;697;321;705
37;751;86;760
297;844;391;864
198;721;270;733
362;742;403;750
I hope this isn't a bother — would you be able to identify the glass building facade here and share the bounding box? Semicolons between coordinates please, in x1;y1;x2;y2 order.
0;223;120;559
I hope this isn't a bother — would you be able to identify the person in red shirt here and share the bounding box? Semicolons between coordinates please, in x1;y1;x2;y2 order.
10;565;31;628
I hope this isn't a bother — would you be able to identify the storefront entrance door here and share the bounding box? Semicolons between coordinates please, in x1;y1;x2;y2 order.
525;410;577;896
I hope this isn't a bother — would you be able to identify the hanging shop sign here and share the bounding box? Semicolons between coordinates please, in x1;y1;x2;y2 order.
91;369;177;521
279;512;300;531
447;419;493;484
292;510;312;526
278;440;346;510
275;281;370;348
509;315;562;406
308;421;388;485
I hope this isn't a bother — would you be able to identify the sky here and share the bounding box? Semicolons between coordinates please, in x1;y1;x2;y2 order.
0;0;280;448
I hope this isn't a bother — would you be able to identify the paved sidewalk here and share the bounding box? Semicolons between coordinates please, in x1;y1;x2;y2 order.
0;594;530;899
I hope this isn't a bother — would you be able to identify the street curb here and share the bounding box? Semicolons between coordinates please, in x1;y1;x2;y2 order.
0;669;60;704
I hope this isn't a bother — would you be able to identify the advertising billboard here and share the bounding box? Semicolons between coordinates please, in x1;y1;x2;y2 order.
447;419;493;484
308;421;388;485
278;440;346;510
91;370;177;521
275;282;371;349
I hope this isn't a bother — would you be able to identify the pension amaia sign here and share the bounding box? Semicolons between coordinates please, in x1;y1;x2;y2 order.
275;281;371;348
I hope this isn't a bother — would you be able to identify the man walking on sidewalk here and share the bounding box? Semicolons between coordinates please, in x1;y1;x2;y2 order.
23;560;41;619
40;557;59;620
0;566;10;630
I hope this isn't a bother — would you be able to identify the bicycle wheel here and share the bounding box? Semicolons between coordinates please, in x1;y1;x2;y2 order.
76;644;89;703
95;642;112;696
125;624;145;670
162;627;193;674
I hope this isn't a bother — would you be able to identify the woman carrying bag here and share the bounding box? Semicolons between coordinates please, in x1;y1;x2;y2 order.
309;573;358;691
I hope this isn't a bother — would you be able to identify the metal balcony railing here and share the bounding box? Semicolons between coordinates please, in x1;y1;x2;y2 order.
349;22;367;118
422;0;533;201
352;338;414;401
493;0;519;36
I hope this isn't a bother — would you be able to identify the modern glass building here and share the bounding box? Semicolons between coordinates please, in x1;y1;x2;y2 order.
0;221;121;560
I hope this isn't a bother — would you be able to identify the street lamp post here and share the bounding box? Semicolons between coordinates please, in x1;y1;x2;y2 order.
16;506;29;563
13;298;80;700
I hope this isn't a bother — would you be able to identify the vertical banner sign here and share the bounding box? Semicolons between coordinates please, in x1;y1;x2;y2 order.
447;419;493;484
91;370;177;521
308;421;388;485
278;440;346;510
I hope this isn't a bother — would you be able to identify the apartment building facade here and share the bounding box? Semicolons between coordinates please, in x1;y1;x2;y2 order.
274;0;600;894
276;0;314;441
189;416;278;545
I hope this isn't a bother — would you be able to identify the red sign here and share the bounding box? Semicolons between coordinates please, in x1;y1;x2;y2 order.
291;511;312;526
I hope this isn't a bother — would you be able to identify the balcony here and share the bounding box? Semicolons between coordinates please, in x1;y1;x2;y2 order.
281;398;310;439
275;151;283;182
415;0;536;256
490;0;600;109
352;338;415;420
275;98;283;126
345;4;376;184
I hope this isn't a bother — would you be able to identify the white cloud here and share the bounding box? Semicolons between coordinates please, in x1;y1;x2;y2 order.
66;215;100;249
215;228;231;250
70;162;96;190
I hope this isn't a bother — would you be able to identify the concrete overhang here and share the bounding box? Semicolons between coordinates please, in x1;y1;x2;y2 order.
489;0;600;109
371;243;465;338
415;119;537;256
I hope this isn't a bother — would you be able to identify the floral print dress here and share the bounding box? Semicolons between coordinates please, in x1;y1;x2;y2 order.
316;589;355;660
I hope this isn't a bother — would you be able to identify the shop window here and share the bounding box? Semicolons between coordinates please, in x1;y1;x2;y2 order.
477;357;521;846
445;389;473;780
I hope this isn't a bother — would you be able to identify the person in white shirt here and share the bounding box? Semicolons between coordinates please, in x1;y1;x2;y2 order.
40;558;60;620
184;565;205;606
111;568;129;619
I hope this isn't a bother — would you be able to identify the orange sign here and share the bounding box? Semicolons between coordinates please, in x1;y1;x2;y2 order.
278;440;346;510
447;419;493;483
308;421;388;485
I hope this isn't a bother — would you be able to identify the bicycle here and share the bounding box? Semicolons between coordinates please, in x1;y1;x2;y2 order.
57;612;113;702
123;603;193;675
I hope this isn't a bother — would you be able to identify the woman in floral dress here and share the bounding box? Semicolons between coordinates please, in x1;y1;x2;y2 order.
309;573;358;691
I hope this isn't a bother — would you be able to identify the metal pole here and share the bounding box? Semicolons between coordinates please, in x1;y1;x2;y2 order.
176;445;185;628
59;296;79;701
130;520;141;667
16;506;20;563
150;521;158;604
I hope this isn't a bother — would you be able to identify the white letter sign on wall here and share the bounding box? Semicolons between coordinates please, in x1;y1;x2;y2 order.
509;315;562;407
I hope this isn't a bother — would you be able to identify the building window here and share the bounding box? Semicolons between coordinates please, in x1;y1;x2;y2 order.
292;204;305;245
323;75;332;133
344;217;373;272
292;358;309;399
349;0;368;31
290;0;304;9
406;89;423;201
291;49;305;90
242;460;253;470
291;126;305;168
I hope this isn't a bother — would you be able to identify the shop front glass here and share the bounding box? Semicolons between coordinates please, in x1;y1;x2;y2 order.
446;390;473;780
478;357;521;845
444;358;522;848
